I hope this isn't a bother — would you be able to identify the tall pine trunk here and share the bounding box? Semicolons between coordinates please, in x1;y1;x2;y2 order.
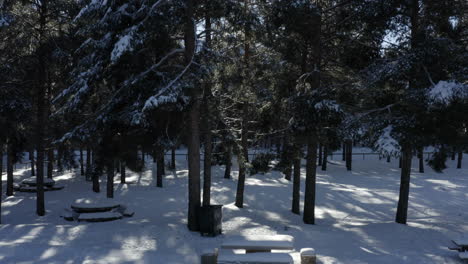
170;147;176;170
106;159;114;198
342;142;346;161
202;4;213;207
185;0;200;232
282;135;292;181
418;147;424;173
47;148;53;179
92;152;100;193
235;105;249;208
0;145;2;224
6;142;14;196
86;148;91;181
292;155;301;215
224;145;232;179
29;149;35;176
235;149;247;208
457;151;462;169
396;144;412;224
303;135;318;224
346;139;352;170
80;148;85;176
120;161;126;183
318;143;322;166
321;145;328;171
157;150;164;188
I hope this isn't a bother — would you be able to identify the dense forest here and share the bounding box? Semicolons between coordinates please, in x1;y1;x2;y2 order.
0;0;467;233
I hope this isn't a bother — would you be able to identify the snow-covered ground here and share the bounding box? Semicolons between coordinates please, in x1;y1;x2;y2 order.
0;149;467;264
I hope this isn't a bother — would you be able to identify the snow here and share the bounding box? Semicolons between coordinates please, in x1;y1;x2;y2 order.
22;177;55;185
221;235;294;250
314;100;341;112
217;251;296;263
0;149;467;263
374;126;400;157
111;34;133;63
429;80;466;105
78;212;122;221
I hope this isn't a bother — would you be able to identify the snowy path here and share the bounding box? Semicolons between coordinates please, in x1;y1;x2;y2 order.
0;151;467;263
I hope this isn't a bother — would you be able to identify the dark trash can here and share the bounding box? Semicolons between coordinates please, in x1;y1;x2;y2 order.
198;205;223;237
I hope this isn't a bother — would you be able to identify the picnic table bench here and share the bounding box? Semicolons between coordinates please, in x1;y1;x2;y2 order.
201;235;316;264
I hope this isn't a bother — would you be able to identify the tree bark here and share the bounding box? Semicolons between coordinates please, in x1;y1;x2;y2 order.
185;0;200;232
457;151;462;169
0;145;2;224
451;151;456;161
292;155;301;215
47;148;53;179
202;4;213;207
318;143;322;166
92;152;100;193
282;135;292;181
342;142;346;161
387;156;391;163
346;139;352;170
321;145;328;171
224;145;232;179
6;142;14;196
418;147;424;173
235;149;247;208
86;148;91;181
171;147;176;170
157;150;164;188
396;144;412;224
120;161;126;184
106;159;114;198
80;148;85;176
303;135;318;224
30;149;35;176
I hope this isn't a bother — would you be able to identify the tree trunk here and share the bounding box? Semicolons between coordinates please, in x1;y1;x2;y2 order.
120;161;126;184
457;151;462;169
80;148;85;176
86;148;92;181
387;156;391;163
6;143;14;196
451;151;456;161
0;145;2;224
224;145;232;179
318;143;322;166
303;135;318;224
30;149;35;176
235;105;249;208
235;150;247;208
396;144;412;224
106;159;114;198
342;142;346;161
282;135;292;181
171;147;176;170
321;145;328;171
185;0;200;232
57;146;63;172
346;139;352;171
92;153;100;193
47;148;53;179
202;0;213;206
292;156;301;215
418;147;424;173
157;150;164;188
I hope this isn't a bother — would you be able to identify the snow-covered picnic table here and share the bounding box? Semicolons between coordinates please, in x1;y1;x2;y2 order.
202;235;316;264
449;238;468;260
220;235;294;252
